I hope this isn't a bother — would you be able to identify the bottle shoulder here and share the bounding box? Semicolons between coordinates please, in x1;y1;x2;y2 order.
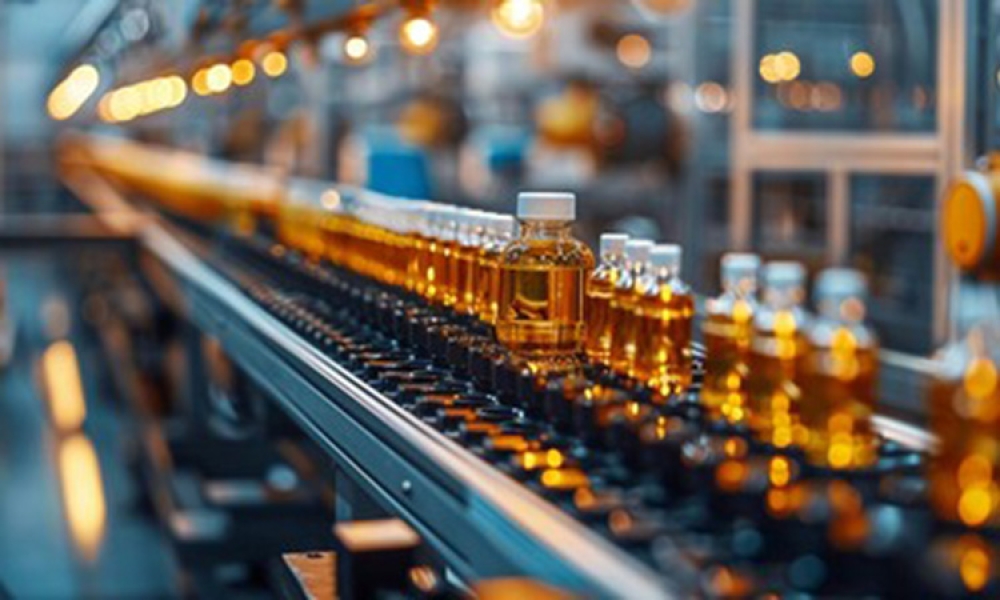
501;238;595;268
806;318;878;348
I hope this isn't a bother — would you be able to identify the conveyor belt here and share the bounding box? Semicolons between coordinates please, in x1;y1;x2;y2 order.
141;220;681;597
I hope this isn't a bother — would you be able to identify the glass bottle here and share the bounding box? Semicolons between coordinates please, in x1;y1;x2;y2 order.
476;214;516;326
584;233;629;366
609;239;654;377
496;192;595;373
634;244;695;397
799;268;879;469
747;262;809;449
701;253;760;425
928;320;1000;527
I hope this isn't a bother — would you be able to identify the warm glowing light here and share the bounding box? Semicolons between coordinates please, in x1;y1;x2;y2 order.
166;75;187;107
959;538;992;592
58;433;107;562
850;51;875;78
206;63;233;93
41;341;87;431
773;51;800;82
760;51;800;84
261;51;288;77
616;34;651;70
343;34;373;64
192;69;211;96
109;87;141;122
399;16;439;55
491;0;545;39
47;64;101;121
694;81;728;113
231;58;256;86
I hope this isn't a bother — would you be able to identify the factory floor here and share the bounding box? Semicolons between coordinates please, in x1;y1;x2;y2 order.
0;256;179;598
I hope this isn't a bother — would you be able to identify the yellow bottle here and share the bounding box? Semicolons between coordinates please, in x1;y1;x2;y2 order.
496;192;594;373
747;262;809;449
423;206;450;305
799;269;879;469
609;240;653;378
475;214;516;325
928;320;1000;527
700;253;760;425
634;244;694;397
454;210;484;316
406;203;431;295
585;233;629;365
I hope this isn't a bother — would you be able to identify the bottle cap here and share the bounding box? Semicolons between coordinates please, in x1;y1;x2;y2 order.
624;239;654;263
649;244;681;269
599;233;629;256
815;268;866;300
762;261;806;288
517;191;576;221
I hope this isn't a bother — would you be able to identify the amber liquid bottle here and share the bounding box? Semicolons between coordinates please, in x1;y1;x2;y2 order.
475;214;516;325
928;320;1000;527
496;192;594;373
747;262;809;449
608;240;654;378
454;210;484;316
584;233;629;366
634;244;694;397
799;268;879;469
701;253;760;424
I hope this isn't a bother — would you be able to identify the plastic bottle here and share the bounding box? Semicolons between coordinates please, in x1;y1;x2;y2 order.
475;214;516;326
634;244;694;397
609;239;654;377
928;320;1000;527
585;233;629;366
700;253;761;425
747;262;809;449
496;192;595;372
799;268;879;469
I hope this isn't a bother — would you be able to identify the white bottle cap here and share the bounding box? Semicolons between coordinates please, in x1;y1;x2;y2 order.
516;191;576;221
599;233;629;256
762;261;806;288
815;268;866;300
624;239;654;263
649;244;681;269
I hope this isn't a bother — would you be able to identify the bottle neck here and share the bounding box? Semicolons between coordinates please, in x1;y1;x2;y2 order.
601;251;626;269
763;284;803;311
818;295;865;324
520;220;572;240
723;274;757;298
650;264;678;281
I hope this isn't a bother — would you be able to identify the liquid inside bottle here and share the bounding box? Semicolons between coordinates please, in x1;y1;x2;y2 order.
633;244;694;398
585;233;629;365
799;268;879;469
476;215;515;325
747;262;809;449
701;253;760;424
928;321;1000;527
454;210;484;316
608;240;654;377
439;208;460;308
496;192;594;373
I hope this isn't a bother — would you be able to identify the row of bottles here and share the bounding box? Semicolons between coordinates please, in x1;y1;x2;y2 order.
277;185;1000;530
699;257;878;470
585;235;695;396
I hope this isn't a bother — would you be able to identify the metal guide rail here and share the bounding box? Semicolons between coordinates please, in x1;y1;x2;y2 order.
139;220;681;598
